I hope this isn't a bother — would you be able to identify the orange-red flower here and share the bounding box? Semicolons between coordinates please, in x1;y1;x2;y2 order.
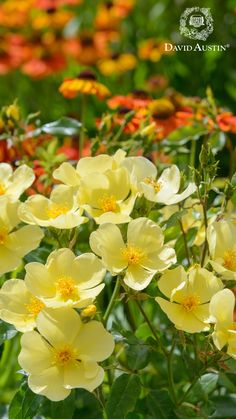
107;91;151;111
59;71;110;99
217;112;236;134
138;38;172;62
97;53;137;76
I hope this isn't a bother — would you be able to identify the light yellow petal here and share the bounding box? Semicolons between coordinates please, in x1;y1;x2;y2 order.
0;163;12;183
7;165;35;198
64;361;104;391
0;246;22;275
46;248;76;277
89;224;126;273
74;320;114;362
18;331;54;375
188;268;223;303
124;265;155;290
127;217;164;252
76;155;113;176
95;212;131;225
106;167;130;201
143;246;176;271
209;289;235;325
72;253;106;289
28;367;70;401
53;162;80;186
156;297;208;333
6;225;43;256
36;308;81;348
25;262;56;298
158;266;187;298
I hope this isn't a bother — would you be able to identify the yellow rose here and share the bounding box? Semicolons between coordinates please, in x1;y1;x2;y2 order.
0;279;45;332
78;167;136;224
0;163;35;200
18;308;114;401
0;197;43;275
18;185;88;229
207;220;236;280
156;266;223;333
53;149;126;187
25;248;105;309
140;165;196;205
90;217;176;290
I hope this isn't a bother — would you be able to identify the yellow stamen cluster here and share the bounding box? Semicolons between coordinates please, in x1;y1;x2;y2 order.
122;245;146;265
99;195;117;213
56;277;77;300
55;346;75;365
81;304;97;318
0;184;6;195
144;177;162;193
47;204;69;219
26;297;45;316
224;249;236;271
182;294;200;312
0;227;8;245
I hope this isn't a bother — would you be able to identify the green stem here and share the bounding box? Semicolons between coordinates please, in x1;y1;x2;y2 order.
135;300;168;357
103;277;121;325
190;139;197;169
179;219;191;265
167;340;178;405
79;94;87;158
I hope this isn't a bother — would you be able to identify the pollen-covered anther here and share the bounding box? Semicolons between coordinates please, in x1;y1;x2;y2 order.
0;227;8;245
56;277;77;300
99;195;118;213
0;184;6;195
55;346;75;365
224;249;236;271
144;177;162;193
47;204;69;219
122;245;146;265
182;294;200;312
26;297;45;316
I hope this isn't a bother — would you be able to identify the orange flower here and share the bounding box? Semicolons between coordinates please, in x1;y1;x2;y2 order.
217;112;236;134
97;53;137;76
107;91;151;111
59;71;110;99
138;38;172;62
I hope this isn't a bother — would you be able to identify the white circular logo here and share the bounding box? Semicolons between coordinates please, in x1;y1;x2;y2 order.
180;7;214;41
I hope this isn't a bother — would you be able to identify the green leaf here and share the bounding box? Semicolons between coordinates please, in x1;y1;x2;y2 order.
166;124;207;145
125;343;150;370
146;389;177;419
208;131;226;154
199;373;218;394
0;320;17;345
106;374;141;419
9;382;43;419
210;395;236;417
41;117;81;136
50;391;75;419
163;209;188;230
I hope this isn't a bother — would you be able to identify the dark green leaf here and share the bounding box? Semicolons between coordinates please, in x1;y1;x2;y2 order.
41;117;81;136
210;395;236;417
0;320;17;345
50;391;75;419
9;382;43;419
146;389;177;419
125;343;150;370
106;374;141;419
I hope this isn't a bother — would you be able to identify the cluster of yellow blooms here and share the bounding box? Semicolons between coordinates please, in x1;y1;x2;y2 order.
0;151;236;400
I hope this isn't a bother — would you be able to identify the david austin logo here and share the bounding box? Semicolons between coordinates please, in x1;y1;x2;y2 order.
180;7;214;41
164;7;230;52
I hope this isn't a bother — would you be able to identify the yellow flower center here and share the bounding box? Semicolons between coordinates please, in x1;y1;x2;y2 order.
0;227;8;245
122;245;146;265
224;249;236;271
0;183;6;195
144;177;162;193
47;204;69;219
99;195;117;213
182;294;200;312
56;277;77;300
55;345;75;365
26;297;45;316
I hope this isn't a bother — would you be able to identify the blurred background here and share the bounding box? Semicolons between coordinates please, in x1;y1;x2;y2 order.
0;0;235;121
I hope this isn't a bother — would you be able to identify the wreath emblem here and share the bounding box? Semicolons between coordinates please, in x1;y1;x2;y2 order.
180;7;214;41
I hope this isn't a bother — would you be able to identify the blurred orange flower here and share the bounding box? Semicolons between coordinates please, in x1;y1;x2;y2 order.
59;71;110;99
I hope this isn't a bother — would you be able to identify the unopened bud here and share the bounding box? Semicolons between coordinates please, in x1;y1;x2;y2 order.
81;304;97;318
